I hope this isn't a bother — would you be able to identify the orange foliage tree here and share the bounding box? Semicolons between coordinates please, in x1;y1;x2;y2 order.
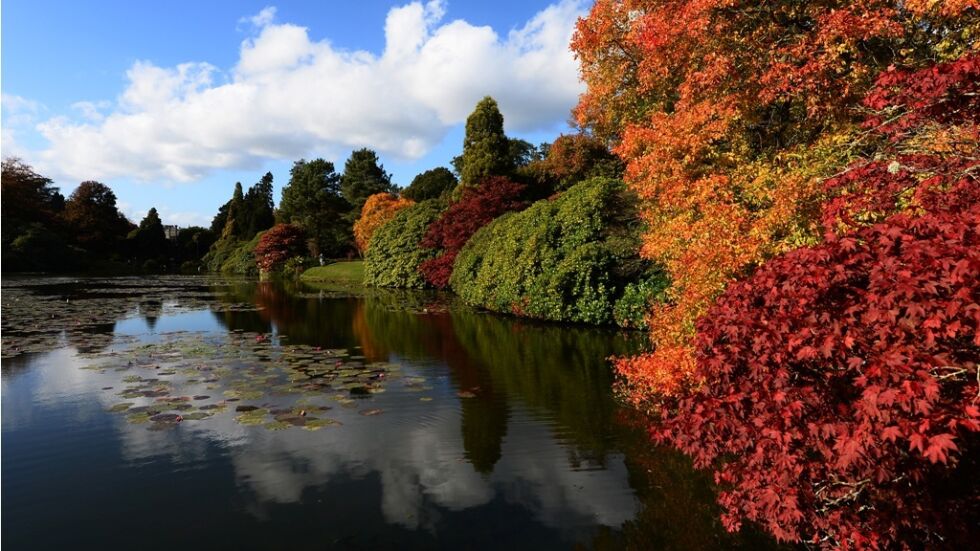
352;193;414;254
571;0;980;402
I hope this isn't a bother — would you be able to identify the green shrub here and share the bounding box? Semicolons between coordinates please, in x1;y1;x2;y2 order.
220;232;264;275
451;177;664;326
364;200;444;288
613;273;669;329
202;231;264;275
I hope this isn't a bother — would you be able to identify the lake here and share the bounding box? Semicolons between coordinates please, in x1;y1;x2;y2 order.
1;276;782;550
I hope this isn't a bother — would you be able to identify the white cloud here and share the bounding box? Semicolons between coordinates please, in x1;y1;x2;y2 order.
2;94;46;159
21;1;586;183
71;100;111;122
241;6;277;29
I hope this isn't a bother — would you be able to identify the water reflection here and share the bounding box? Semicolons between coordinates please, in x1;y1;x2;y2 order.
2;277;783;549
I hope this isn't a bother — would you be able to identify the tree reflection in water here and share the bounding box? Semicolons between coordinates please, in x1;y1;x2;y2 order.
206;278;787;548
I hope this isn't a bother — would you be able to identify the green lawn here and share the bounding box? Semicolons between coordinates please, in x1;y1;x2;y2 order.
300;261;364;283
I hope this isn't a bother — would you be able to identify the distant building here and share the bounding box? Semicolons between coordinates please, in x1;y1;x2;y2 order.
164;225;180;241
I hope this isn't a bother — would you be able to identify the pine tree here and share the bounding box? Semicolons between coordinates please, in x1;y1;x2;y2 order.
279;158;353;257
459;97;511;186
340;148;395;213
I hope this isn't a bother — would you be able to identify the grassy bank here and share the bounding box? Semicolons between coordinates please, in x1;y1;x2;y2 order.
300;261;364;284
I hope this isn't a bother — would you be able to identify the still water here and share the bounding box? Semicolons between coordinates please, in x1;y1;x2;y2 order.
1;276;781;550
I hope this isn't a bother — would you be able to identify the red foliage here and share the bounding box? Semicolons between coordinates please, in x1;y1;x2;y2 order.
863;54;980;139
653;53;980;548
656;178;980;548
419;176;526;288
254;223;307;272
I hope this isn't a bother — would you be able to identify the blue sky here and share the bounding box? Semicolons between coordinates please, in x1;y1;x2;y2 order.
2;0;586;227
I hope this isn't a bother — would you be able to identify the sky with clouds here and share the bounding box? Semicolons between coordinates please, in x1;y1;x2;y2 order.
1;0;587;227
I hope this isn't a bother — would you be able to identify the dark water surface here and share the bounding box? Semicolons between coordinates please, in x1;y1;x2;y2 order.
1;276;781;550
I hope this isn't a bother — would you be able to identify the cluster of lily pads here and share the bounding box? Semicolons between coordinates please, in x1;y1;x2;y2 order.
1;276;255;359
81;329;431;431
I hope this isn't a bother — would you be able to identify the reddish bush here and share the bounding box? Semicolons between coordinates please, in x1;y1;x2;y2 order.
655;176;980;548
419;176;526;288
862;54;980;139
254;223;307;273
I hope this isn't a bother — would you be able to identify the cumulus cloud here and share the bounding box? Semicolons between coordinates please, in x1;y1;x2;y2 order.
2;93;45;157
25;0;586;183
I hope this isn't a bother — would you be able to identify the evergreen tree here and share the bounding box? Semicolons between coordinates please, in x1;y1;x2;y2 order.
224;182;245;239
242;172;275;238
340;148;394;213
210;201;230;235
458;97;511;185
130;207;168;260
279;158;353;257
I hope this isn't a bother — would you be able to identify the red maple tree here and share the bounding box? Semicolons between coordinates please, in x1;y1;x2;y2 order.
655;55;980;549
254;223;307;273
419;176;526;288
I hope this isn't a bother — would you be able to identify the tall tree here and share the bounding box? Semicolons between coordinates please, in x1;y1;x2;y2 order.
242;172;275;238
340;148;395;213
572;0;980;397
458;97;511;186
1;157;64;235
279;158;353;257
62;181;133;254
224;182;246;238
1;158;71;271
403;167;458;201
175;226;215;264
130;207;168;259
209;201;230;235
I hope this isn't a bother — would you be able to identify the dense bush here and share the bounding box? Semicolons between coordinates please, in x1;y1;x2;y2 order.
451;178;660;325
574;0;980;397
612;274;669;330
655;178;979;548
254;223;307;273
204;230;264;275
353;193;414;253
419;176;526;288
647;55;980;549
364;200;444;289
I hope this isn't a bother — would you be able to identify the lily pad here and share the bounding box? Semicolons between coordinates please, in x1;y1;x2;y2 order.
149;413;183;423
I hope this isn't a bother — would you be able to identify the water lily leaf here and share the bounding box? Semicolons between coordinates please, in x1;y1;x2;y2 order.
126;412;152;424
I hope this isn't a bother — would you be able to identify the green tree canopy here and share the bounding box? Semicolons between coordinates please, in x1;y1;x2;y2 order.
340;148;395;213
129;207;168;259
279;158;353;257
1;158;73;271
62;181;133;253
175;226;215;264
1;157;64;235
402;167;458;201
458;97;511;186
